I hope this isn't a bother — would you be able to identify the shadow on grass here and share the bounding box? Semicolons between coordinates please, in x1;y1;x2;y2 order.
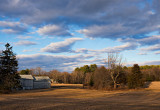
51;85;83;89
10;84;84;94
143;81;152;88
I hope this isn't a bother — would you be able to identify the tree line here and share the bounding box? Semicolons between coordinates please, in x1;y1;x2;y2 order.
1;43;160;93
19;63;160;90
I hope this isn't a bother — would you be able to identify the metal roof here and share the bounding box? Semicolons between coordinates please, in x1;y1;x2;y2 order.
33;76;51;82
20;75;34;80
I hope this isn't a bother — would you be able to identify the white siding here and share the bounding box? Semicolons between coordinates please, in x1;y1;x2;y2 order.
20;75;51;89
33;76;51;89
33;81;51;89
20;79;33;90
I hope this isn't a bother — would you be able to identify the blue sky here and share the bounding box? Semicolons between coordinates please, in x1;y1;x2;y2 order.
0;0;160;72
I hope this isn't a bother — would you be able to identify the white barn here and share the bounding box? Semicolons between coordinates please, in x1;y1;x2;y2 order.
20;75;51;90
33;76;51;89
20;75;34;90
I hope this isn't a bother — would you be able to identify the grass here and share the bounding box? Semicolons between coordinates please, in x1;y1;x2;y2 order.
0;84;160;110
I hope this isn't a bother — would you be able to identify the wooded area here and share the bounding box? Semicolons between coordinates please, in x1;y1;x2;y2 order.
19;61;160;90
1;43;160;93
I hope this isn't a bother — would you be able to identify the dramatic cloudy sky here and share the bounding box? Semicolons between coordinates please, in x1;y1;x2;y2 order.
0;0;160;72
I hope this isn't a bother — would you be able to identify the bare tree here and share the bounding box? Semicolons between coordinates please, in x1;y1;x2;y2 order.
49;70;61;83
93;66;112;89
107;53;123;89
30;67;45;75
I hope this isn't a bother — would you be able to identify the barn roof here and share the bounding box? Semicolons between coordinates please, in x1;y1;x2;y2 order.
33;76;51;82
20;75;34;80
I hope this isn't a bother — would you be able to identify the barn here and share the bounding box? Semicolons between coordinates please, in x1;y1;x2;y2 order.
20;75;51;90
20;75;34;90
33;76;51;89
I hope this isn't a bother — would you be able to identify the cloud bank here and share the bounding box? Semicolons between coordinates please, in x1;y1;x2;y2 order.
18;54;94;72
41;38;83;53
37;24;71;37
14;40;37;46
0;0;160;39
0;21;28;34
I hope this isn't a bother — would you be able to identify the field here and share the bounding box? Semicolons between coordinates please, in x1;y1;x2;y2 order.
1;84;160;110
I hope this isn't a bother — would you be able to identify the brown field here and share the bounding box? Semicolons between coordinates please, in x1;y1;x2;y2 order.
1;84;160;110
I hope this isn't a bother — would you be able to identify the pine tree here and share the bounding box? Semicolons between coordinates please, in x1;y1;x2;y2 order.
0;43;20;93
128;64;143;89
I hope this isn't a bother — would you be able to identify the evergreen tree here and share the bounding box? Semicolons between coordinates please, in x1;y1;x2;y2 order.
90;64;97;72
128;64;143;89
80;65;90;73
0;43;20;93
19;69;30;75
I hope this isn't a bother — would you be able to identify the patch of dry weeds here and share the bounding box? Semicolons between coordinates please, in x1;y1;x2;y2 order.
1;84;160;110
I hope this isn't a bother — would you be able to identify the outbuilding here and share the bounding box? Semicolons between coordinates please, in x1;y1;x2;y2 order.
33;76;51;89
20;75;34;90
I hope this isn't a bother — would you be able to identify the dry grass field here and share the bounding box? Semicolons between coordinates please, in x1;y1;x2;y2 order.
1;83;160;110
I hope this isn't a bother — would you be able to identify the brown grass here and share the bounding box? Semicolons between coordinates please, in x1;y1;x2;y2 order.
0;84;160;110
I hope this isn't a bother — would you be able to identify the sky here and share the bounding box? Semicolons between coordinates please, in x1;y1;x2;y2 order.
0;0;160;72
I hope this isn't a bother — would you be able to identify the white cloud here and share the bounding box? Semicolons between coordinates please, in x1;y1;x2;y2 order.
78;22;159;39
22;48;38;52
137;53;147;55
126;60;160;67
22;49;33;52
118;35;160;46
78;24;127;39
74;48;89;53
106;42;137;52
0;42;4;45
141;44;160;51
17;54;94;72
139;35;160;46
155;51;160;55
0;0;160;39
0;21;28;34
141;60;160;66
16;36;33;39
14;40;37;46
0;21;20;27
74;42;137;54
41;37;83;53
37;24;71;36
1;29;20;34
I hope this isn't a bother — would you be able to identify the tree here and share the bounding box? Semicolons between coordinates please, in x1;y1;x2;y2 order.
0;43;20;93
30;67;45;75
88;64;97;87
49;70;61;83
93;66;112;89
90;64;97;72
80;65;90;73
128;64;143;89
107;53;123;89
62;72;71;84
19;69;30;75
72;70;84;84
75;67;80;71
80;65;90;88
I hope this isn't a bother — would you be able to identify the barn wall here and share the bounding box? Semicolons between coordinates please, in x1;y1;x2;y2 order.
33;81;51;89
20;79;33;90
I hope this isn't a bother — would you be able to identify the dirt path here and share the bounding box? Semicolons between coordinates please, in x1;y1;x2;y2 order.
0;84;160;110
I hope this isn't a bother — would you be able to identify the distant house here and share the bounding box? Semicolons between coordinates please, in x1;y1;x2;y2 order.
33;76;51;89
20;75;51;90
20;75;34;90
